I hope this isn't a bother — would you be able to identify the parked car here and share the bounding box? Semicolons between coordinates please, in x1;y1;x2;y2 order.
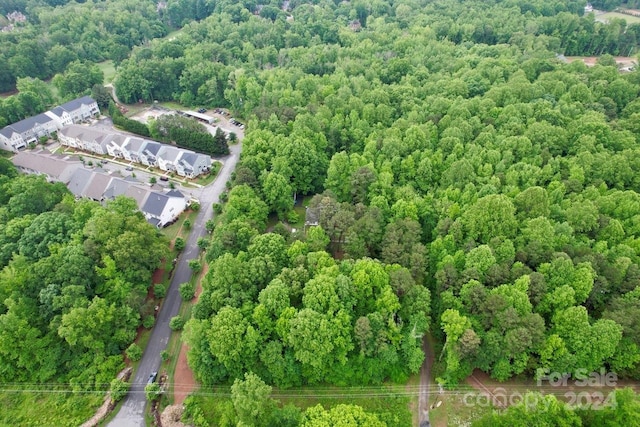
125;166;133;171
160;176;169;181
148;371;157;384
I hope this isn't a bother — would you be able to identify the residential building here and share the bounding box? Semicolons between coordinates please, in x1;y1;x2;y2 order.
142;189;187;227
0;96;100;152
12;150;188;227
57;125;212;177
12;150;83;183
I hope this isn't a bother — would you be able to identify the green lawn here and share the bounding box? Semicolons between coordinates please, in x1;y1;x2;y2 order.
183;384;413;426
192;161;222;186
0;388;105;427
97;60;117;84
600;11;640;24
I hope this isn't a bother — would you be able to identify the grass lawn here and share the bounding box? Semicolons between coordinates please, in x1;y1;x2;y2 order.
184;384;413;427
158;101;185;110
600;11;640;24
192;161;222;186
0;387;105;427
97;60;117;84
428;386;495;427
160;209;199;241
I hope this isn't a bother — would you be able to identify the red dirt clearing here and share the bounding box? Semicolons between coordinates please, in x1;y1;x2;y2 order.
172;265;206;406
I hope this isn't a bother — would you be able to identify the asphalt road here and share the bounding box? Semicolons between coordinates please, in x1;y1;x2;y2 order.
107;140;242;427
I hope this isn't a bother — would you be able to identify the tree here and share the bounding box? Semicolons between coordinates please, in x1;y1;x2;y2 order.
180;281;196;300
110;378;129;402
52;61;104;99
145;382;162;401
301;404;386;427
170;315;185;330
231;372;274;427
262;172;294;219
174;237;186;251
126;343;142;362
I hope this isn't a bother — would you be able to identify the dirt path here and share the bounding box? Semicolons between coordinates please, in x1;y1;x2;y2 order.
172;266;206;406
418;333;435;427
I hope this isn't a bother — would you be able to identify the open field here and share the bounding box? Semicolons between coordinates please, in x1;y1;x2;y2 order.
0;388;105;426
599;11;640;24
97;60;117;84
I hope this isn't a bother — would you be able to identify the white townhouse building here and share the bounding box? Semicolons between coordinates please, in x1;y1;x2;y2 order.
0;96;100;152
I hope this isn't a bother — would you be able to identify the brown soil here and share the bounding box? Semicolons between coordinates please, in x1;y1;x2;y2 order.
172;264;207;406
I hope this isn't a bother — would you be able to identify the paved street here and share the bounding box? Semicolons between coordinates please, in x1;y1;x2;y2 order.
107;137;242;427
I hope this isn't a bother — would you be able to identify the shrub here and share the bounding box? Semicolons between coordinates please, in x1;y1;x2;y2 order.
143;315;155;329
154;283;167;298
145;383;162;401
184;219;192;230
169;315;185;331
126;343;142;361
160;350;170;361
179;282;196;300
174;237;185;251
197;237;208;250
110;378;130;402
188;259;202;273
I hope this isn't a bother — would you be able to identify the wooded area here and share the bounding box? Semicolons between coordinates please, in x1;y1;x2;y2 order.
0;160;168;394
2;0;640;424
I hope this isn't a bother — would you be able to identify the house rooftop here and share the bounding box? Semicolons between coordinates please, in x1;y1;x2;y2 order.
12;151;82;183
58;96;97;113
67;168;93;197
142;192;169;217
6;113;54;134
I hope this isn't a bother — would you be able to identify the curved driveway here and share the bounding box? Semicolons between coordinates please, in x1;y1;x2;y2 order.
107;140;242;427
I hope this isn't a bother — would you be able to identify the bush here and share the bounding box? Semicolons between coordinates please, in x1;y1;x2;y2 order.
190;202;200;211
143;315;155;329
179;282;196;300
145;383;162;401
160;350;170;361
126;343;142;361
188;259;202;273
205;219;216;232
287;210;299;224
213;203;223;215
174;237;185;251
184;219;192;230
154;283;167;298
197;237;208;250
110;378;130;402
169;315;185;331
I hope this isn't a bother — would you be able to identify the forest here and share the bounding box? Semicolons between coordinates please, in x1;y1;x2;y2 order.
1;0;640;424
0;159;169;424
171;0;640;424
171;0;640;388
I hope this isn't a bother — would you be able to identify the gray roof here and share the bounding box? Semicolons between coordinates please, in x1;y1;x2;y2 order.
104;178;131;199
160;146;182;162
142;192;169;217
67;168;93;196
143;141;162;156
12;151;82;183
6;113;53;134
58;96;97;113
84;173;112;200
60;125;109;142
124;185;151;209
179;152;198;166
124;137;145;153
167;189;184;198
49;106;67;118
147;217;161;227
0;127;17;138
